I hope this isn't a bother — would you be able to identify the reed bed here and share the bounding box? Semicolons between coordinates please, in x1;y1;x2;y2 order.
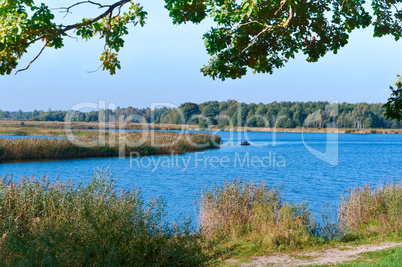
0;132;221;161
198;180;317;251
0;125;199;138
0;174;400;264
0;169;210;266
0;126;101;138
0;121;195;131
198;180;402;255
338;181;402;238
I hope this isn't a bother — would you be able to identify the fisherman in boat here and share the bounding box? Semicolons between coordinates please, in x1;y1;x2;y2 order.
240;140;250;146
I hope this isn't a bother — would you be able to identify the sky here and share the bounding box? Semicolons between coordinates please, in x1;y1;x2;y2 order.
1;0;402;111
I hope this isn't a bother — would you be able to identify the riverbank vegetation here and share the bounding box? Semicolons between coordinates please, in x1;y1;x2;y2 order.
0;120;401;136
201;180;402;261
1;101;401;130
199;180;318;254
339;183;402;240
0;131;221;162
0;169;209;266
0;172;400;265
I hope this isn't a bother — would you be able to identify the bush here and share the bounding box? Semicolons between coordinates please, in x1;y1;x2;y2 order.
338;181;402;238
198;179;402;255
0;171;399;264
198;180;318;251
0;169;210;266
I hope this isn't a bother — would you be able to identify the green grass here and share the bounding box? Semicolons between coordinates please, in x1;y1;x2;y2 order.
321;246;402;266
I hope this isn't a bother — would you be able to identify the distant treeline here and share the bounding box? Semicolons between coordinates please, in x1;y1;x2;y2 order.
1;100;401;129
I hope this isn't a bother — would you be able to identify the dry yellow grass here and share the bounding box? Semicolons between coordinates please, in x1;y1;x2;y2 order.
1;120;399;134
338;181;402;238
0;131;221;161
0;169;210;265
199;180;316;251
198;180;402;258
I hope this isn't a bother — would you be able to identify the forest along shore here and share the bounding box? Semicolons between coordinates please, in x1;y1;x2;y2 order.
0;120;401;134
1;101;401;130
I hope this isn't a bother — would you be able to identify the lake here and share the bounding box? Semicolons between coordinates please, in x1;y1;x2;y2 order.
0;131;401;222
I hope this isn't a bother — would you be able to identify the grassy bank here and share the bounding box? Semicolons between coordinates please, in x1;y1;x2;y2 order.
201;180;402;262
0;173;400;265
0;131;221;162
336;246;402;266
1;120;401;134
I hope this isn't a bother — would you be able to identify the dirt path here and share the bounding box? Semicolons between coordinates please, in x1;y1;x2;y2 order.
226;242;402;266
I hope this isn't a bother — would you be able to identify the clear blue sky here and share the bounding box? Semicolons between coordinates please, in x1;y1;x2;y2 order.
1;0;402;111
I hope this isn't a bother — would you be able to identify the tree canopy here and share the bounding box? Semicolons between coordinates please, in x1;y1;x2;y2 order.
0;0;147;75
1;0;402;119
2;0;402;76
384;75;402;121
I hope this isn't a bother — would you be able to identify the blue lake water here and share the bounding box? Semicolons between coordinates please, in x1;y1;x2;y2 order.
0;131;401;222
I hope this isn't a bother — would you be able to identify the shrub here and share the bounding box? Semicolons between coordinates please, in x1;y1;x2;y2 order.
338;181;402;238
0;169;210;266
198;180;317;251
198;179;402;254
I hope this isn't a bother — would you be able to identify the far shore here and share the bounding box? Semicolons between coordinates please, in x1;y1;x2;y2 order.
0;120;401;135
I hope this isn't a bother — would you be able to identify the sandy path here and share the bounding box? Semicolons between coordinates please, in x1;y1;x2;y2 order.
226;242;402;266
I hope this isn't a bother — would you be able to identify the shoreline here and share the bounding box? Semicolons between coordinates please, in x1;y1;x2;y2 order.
0;171;399;266
0;120;401;135
0;131;221;162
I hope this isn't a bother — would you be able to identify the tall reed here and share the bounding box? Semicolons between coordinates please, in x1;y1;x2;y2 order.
0;132;221;161
198;179;402;255
198;180;317;250
0;169;210;266
338;181;402;238
0;173;400;264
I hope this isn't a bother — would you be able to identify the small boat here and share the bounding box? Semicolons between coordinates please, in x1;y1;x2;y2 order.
240;140;251;146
